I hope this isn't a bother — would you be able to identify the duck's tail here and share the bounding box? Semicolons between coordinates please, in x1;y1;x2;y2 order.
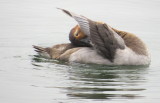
33;45;51;58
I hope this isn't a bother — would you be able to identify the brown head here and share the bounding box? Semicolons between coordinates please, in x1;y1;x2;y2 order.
69;25;91;47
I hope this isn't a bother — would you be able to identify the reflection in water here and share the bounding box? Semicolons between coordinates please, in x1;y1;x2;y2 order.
32;55;148;100
66;64;148;100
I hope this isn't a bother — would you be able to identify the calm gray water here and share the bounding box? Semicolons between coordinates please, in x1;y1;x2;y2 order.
0;0;160;103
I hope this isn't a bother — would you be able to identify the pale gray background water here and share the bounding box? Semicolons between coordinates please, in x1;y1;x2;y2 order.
0;0;160;103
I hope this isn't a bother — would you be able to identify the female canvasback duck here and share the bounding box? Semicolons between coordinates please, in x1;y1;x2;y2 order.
33;9;151;65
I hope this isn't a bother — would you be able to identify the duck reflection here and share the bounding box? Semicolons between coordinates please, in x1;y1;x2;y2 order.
65;64;148;99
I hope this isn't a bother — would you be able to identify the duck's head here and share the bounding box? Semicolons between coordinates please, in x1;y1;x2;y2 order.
69;25;91;47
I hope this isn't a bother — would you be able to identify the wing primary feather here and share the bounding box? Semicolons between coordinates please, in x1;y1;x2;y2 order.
57;8;72;17
58;8;91;36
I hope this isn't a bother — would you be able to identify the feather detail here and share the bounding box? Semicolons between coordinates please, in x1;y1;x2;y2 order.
58;8;91;36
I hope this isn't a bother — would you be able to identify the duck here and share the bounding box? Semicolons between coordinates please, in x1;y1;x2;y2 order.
33;8;151;65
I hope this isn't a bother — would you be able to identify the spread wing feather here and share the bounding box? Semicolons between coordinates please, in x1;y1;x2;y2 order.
57;8;90;36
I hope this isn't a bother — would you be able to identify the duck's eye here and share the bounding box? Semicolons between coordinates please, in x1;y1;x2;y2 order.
75;33;79;36
73;32;78;37
74;29;79;37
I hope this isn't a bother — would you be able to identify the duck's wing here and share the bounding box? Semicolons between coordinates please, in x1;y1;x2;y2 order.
59;8;125;61
57;8;91;36
91;23;125;61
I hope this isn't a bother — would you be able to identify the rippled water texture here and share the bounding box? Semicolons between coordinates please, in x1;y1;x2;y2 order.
0;0;160;103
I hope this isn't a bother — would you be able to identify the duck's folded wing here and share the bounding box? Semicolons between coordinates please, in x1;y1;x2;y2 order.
59;8;125;61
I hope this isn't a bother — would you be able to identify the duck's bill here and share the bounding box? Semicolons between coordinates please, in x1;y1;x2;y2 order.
79;37;92;47
70;37;92;47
